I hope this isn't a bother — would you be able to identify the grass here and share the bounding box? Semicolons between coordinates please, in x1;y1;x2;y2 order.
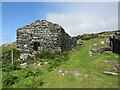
2;38;119;88
39;39;118;88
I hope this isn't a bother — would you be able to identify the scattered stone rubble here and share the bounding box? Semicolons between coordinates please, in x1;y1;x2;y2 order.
89;47;112;56
58;70;88;77
16;20;77;51
110;32;120;55
103;60;119;73
91;47;112;53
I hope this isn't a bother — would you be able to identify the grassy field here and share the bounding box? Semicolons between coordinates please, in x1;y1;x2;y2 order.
2;38;119;88
39;38;118;88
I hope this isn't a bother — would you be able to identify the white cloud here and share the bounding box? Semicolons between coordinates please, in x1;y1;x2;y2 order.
46;13;118;36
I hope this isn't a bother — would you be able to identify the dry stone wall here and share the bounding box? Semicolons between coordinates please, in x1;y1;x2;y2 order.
110;32;120;55
16;20;77;51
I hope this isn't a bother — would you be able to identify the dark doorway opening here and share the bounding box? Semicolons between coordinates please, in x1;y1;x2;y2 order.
33;42;38;51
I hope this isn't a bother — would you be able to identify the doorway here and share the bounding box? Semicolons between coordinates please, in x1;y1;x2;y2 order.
33;42;38;51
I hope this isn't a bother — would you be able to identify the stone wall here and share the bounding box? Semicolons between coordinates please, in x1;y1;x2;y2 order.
16;20;77;51
110;32;120;55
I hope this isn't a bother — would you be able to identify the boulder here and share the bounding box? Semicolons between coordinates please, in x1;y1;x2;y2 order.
77;39;83;45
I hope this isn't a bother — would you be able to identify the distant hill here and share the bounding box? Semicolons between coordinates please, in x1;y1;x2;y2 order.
1;42;16;48
73;30;120;40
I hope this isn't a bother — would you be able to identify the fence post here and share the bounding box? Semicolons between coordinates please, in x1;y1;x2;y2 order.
11;50;13;64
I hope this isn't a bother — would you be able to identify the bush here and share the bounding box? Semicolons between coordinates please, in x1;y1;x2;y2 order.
22;76;44;87
23;76;35;87
24;69;43;78
24;71;35;78
35;50;69;71
2;47;22;60
2;64;21;72
13;65;21;70
3;75;19;86
39;79;44;86
14;59;22;65
35;50;55;59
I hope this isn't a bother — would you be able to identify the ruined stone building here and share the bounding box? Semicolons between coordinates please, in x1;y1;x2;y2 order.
110;32;120;55
16;20;77;51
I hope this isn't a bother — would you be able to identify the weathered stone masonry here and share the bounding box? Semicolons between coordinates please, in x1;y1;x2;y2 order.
110;32;120;55
16;20;77;51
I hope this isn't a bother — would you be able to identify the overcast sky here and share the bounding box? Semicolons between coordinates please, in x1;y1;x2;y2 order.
2;2;118;44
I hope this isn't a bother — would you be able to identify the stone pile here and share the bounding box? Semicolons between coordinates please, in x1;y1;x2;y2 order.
110;32;120;55
89;47;111;55
16;20;77;51
58;70;88;77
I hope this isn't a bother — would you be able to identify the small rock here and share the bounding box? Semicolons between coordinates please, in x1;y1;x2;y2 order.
20;63;27;68
103;61;109;63
62;73;65;76
101;41;105;44
94;44;97;46
37;62;43;66
73;73;80;76
64;71;68;73
44;62;48;64
59;70;62;73
83;74;88;76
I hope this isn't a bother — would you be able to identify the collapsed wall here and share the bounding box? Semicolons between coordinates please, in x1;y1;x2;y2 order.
16;20;77;51
110;32;120;55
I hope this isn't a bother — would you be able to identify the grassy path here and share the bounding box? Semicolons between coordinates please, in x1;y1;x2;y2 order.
42;40;118;88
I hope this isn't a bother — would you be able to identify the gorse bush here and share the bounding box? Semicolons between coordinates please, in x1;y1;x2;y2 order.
3;75;19;86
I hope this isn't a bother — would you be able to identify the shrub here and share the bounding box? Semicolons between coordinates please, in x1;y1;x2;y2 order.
35;50;55;59
39;79;44;86
2;64;21;72
24;69;43;78
24;71;35;78
13;65;21;70
3;75;19;86
23;76;35;87
14;59;22;65
35;69;43;76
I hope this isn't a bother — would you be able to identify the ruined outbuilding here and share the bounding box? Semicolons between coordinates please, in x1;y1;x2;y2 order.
110;32;120;55
16;20;77;51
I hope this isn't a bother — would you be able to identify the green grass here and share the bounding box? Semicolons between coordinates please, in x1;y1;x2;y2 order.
38;39;118;88
2;38;119;88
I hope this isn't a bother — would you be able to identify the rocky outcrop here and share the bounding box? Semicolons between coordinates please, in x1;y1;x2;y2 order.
110;32;120;55
16;20;77;51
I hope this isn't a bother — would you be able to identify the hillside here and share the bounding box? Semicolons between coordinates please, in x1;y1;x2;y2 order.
1;31;119;88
